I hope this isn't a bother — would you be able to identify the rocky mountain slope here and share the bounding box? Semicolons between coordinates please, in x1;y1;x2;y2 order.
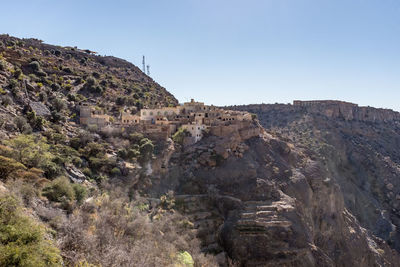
147;119;400;266
0;34;177;139
227;102;400;265
0;34;399;266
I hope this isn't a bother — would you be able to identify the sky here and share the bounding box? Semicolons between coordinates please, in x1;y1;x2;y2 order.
1;0;400;110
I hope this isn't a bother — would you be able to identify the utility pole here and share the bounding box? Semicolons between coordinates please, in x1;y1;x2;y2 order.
142;55;146;73
146;65;150;76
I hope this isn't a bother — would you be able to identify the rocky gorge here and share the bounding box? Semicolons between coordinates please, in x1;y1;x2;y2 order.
0;34;400;266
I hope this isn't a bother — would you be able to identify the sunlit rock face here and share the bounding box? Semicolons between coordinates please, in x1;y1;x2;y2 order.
145;117;400;266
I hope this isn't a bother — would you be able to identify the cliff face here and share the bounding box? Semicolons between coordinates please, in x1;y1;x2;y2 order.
237;101;400;123
144;118;400;266
224;102;400;265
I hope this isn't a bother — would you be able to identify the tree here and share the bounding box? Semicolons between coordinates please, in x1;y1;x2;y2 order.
138;138;154;164
0;195;63;266
0;156;26;180
42;176;75;202
3;135;53;170
172;127;190;145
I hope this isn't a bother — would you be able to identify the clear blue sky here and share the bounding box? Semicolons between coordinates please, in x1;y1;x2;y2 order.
1;0;400;110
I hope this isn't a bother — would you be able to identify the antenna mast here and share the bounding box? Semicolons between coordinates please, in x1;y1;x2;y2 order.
146;65;150;76
142;56;146;72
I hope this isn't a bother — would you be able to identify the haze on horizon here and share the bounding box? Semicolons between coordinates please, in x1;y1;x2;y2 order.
1;0;400;111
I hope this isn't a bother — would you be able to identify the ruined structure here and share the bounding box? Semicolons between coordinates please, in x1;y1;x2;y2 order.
79;103;111;128
79;99;253;144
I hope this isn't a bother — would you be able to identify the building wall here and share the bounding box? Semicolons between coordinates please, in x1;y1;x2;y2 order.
182;123;208;143
121;113;140;124
140;107;179;121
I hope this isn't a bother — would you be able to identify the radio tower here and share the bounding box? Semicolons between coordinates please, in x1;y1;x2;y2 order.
146;65;150;76
142;56;146;73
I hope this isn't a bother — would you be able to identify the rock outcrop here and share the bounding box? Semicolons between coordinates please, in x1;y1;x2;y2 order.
145;119;400;266
225;102;400;265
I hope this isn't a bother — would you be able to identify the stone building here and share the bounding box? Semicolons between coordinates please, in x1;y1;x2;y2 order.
181;123;208;143
79;104;110;128
79;99;254;144
121;111;140;125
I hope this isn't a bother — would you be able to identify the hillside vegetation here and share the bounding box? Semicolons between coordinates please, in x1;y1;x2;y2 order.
0;35;216;267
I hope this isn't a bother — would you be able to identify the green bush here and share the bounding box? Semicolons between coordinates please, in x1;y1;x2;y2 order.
129;132;144;143
176;251;194;267
29;61;41;72
81;142;105;158
51;98;66;112
3;135;57;178
27;111;45;130
72;184;87;204
138;138;154;164
86;77;96;86
38;92;47;102
0;194;62;266
42;176;75;202
0;156;26;180
13;68;22;79
14;116;32;134
110;167;121;176
116;96;126;106
172;127;190;145
8;79;18;91
0;59;6;71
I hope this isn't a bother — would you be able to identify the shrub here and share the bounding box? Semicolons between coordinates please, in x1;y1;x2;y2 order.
51;98;66;112
3;135;53;171
39;91;47;102
51;83;61;91
72;184;87;204
0;195;63;266
0;156;27;180
42;176;75;202
51;111;66;123
57;192;218;267
176;251;194;266
116;96;126;106
67;93;76;101
138;138;154;164
29;60;41;72
1;96;12;107
14;116;32;134
129;132;144;143
110;167;121;176
86;77;96;86
41;161;62;179
8;78;18;90
13;68;22;79
172;127;190;145
36;70;47;77
0;59;6;71
81;142;105;158
27;111;45;130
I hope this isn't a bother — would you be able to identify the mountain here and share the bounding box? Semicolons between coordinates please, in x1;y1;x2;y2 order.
0;34;399;266
227;100;400;264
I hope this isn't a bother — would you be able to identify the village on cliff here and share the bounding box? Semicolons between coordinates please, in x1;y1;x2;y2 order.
78;99;254;145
